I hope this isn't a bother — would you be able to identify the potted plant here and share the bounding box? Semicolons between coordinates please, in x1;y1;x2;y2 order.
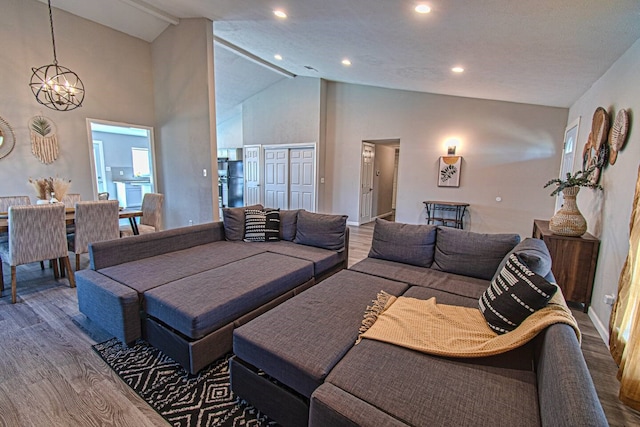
543;166;603;236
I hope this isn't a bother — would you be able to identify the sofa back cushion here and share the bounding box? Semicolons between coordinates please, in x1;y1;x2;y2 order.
279;209;300;241
294;210;348;251
222;204;263;241
368;219;437;267
432;227;520;280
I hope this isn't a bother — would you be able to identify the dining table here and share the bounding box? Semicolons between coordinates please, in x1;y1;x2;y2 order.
0;207;143;235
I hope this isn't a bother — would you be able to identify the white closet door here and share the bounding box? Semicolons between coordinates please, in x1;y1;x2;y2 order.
264;148;289;209
244;145;261;206
289;148;316;211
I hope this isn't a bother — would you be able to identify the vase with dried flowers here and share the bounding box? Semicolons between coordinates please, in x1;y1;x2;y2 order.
29;177;71;203
543;166;603;236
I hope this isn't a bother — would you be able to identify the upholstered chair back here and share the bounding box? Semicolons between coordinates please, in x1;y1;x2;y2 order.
61;193;81;208
73;201;120;255
6;204;67;266
140;193;164;231
0;196;31;213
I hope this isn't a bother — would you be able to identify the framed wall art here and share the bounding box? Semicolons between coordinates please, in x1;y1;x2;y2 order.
438;156;461;187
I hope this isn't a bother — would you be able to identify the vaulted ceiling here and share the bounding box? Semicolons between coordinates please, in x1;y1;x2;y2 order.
41;0;640;122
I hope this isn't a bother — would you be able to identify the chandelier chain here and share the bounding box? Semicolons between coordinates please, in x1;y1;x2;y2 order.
47;0;58;65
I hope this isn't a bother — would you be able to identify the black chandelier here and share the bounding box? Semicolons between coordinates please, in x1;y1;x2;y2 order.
29;0;85;111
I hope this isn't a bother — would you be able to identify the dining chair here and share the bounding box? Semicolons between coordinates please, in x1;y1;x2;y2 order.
68;201;119;270
0;195;31;213
120;192;164;237
0;204;75;303
61;193;81;208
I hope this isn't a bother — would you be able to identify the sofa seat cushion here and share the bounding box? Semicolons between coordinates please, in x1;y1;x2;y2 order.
264;240;343;276
326;339;539;427
351;257;489;300
98;241;267;294
233;269;409;398
144;252;313;339
432;227;521;280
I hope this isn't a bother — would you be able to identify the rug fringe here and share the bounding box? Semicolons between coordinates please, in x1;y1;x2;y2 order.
355;290;394;345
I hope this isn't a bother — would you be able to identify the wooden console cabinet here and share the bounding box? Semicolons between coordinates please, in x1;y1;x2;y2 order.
532;219;600;312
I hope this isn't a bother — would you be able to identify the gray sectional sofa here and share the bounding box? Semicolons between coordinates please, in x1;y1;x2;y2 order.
76;207;348;374
230;219;608;426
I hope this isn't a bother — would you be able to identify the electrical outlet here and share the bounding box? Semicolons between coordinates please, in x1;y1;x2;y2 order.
203;169;207;177
604;294;616;305
188;220;193;226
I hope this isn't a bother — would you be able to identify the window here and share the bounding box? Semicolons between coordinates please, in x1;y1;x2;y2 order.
132;147;150;177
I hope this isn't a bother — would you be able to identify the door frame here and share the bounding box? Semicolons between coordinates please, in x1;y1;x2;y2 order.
556;117;580;212
85;118;158;201
359;142;376;225
92;140;107;193
262;142;317;211
243;144;263;206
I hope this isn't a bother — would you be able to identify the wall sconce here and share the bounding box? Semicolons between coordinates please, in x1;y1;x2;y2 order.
447;145;457;155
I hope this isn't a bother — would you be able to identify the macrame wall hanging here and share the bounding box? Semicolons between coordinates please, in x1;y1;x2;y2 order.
28;115;58;164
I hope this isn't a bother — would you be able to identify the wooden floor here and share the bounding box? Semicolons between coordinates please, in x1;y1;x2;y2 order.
0;223;639;426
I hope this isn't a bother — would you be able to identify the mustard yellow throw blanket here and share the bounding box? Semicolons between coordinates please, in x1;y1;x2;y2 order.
356;290;580;358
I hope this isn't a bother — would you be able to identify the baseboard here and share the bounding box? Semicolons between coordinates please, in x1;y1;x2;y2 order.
588;307;610;348
375;211;393;220
346;220;360;226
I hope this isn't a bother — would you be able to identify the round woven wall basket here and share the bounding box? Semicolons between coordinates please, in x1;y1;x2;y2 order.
549;186;587;237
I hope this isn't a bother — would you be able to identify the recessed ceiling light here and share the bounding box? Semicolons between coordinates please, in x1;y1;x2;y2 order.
415;4;431;14
273;10;287;19
274;54;283;60
342;59;352;66
452;67;464;73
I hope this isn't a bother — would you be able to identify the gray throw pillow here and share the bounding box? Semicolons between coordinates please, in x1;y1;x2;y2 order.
479;253;558;334
293;210;348;251
368;219;437;267
491;238;552;284
222;204;263;241
279;209;300;241
432;227;521;280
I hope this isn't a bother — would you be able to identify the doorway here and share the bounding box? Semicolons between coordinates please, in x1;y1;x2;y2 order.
86;119;157;208
359;139;400;225
556;118;580;212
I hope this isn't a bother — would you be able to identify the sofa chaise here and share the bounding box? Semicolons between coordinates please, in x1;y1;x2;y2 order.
230;219;608;426
76;206;348;374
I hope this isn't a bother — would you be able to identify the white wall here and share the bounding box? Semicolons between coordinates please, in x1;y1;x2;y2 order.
217;107;243;149
325;83;568;236
152;18;218;227
0;0;154;201
567;38;640;342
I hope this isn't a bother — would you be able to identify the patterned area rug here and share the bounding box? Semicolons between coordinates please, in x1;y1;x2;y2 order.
93;338;277;427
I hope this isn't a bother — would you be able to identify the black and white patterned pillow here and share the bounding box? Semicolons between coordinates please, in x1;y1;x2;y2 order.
479;253;558;334
243;209;280;242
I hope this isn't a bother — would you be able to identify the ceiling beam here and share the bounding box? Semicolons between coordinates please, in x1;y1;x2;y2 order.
118;0;179;25
214;36;296;79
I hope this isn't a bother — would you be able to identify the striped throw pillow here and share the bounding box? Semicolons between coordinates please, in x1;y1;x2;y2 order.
479;253;558;334
243;209;280;242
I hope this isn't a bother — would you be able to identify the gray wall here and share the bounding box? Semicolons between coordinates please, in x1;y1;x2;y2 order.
0;0;154;201
324;82;568;236
152;18;218;226
567;38;640;342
